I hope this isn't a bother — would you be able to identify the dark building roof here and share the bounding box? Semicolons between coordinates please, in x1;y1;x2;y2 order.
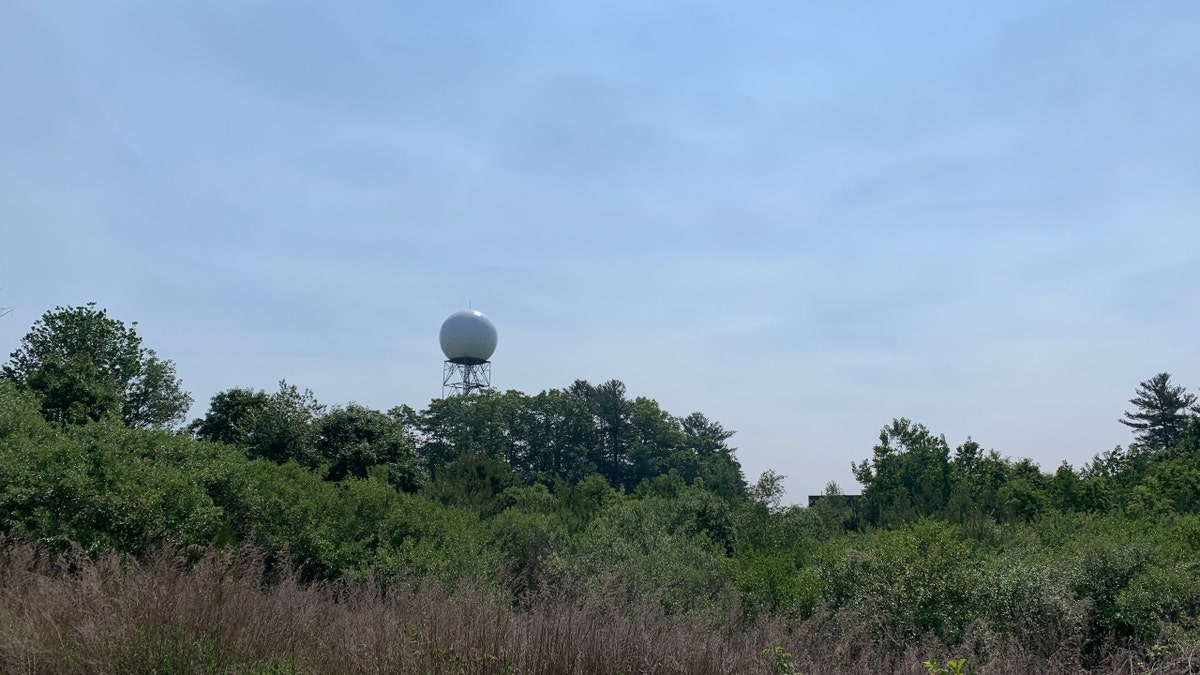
807;494;862;508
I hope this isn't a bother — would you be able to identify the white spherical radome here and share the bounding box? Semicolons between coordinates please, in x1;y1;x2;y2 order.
439;310;498;365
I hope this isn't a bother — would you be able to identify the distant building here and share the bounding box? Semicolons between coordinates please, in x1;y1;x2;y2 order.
807;494;862;509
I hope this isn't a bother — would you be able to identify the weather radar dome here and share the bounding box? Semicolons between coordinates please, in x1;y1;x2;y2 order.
439;310;498;365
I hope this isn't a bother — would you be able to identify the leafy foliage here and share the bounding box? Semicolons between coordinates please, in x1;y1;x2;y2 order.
315;403;424;488
853;419;952;527
190;381;324;466
9;305;1200;668
2;304;192;427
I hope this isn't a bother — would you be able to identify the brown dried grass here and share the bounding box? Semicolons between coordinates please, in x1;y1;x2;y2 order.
0;541;1190;674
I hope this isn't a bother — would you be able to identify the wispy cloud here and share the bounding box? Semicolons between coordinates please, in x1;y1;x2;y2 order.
2;0;1198;500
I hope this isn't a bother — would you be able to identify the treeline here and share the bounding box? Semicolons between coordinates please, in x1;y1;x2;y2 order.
3;304;1200;672
0;307;748;592
850;373;1200;528
187;379;745;503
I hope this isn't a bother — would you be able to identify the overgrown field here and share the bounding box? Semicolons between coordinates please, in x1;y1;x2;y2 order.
2;540;1194;674
5;306;1200;672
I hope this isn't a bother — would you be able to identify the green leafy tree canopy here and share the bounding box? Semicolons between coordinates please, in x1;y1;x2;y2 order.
190;380;324;465
853;418;952;527
1;304;192;427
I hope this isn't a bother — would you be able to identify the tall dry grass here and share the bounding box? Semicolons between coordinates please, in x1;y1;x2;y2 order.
0;541;1191;674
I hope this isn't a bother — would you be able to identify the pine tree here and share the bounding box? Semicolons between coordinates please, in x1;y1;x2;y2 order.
1120;372;1197;449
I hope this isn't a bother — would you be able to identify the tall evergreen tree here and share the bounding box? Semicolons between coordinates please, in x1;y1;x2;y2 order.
568;379;634;486
1120;372;1196;449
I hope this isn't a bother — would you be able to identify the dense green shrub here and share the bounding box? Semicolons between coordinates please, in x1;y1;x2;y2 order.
814;520;980;644
560;494;733;615
724;549;819;620
0;383;221;554
13;346;1200;667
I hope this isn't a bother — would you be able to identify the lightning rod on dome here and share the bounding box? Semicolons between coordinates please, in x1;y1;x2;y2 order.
439;309;497;397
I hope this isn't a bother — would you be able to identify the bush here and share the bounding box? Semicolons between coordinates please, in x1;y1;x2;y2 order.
0;385;222;554
559;495;733;615
812;520;979;645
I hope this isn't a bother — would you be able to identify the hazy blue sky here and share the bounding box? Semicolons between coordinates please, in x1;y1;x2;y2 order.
2;1;1198;501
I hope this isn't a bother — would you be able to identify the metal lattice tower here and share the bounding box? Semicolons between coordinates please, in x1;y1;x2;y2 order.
442;360;492;397
438;310;497;397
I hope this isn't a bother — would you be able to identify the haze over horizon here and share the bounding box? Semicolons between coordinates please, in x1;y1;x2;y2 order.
2;1;1198;502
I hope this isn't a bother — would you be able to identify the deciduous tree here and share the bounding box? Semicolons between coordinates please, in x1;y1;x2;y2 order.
315;403;425;489
2;304;191;427
853;418;952;527
190;381;324;465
